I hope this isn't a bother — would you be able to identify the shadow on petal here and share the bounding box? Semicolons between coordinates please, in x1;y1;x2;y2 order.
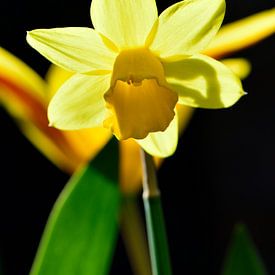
164;54;243;108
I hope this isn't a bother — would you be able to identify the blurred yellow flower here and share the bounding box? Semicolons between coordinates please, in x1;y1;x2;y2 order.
1;8;274;192
27;0;245;157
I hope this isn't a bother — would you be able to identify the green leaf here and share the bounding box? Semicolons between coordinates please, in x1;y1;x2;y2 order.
30;138;121;275
222;223;267;275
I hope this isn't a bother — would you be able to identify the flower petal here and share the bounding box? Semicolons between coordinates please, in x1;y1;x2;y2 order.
27;28;116;73
46;65;112;166
204;8;275;59
48;74;111;130
164;54;245;108
0;47;46;101
90;0;158;48
136;111;178;157
46;65;73;101
150;0;225;60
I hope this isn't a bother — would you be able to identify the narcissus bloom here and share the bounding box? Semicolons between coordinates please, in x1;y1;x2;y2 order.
1;8;275;191
26;0;245;157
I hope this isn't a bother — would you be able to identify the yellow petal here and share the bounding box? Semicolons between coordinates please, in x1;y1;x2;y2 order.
48;74;111;130
0;47;46;101
136;111;178;157
45;64;112;164
221;58;251;80
90;0;158;48
204;8;275;59
45;64;73;100
164;54;245;108
150;0;225;61
27;28;116;73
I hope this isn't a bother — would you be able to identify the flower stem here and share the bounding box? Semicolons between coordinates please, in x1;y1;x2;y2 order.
120;196;152;275
140;149;172;275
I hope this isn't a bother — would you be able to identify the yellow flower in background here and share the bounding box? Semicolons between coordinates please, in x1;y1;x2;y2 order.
26;0;245;158
1;8;274;193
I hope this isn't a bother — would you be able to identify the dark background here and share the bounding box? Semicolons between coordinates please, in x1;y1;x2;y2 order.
1;0;275;274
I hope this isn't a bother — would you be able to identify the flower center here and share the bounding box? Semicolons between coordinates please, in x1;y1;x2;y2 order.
104;48;178;140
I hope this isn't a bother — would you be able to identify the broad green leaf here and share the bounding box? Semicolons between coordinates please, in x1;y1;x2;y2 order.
31;139;120;275
222;223;267;275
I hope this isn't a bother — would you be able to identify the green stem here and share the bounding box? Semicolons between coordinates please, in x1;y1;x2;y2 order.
120;196;152;275
140;149;172;275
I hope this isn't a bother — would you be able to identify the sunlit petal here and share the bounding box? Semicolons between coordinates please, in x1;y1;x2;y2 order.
91;0;158;48
45;64;112;163
45;65;73;100
150;0;225;60
48;74;111;130
27;28;116;73
164;54;245;108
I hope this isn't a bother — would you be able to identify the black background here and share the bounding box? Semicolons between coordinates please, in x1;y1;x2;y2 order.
1;0;275;274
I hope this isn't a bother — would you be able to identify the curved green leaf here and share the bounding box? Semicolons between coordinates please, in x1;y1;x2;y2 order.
30;139;120;275
222;223;267;275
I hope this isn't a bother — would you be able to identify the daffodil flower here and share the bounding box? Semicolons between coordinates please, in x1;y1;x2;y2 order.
26;0;246;157
2;8;274;192
0;8;274;273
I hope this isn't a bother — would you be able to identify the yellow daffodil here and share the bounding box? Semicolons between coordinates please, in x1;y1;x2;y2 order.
1;8;274;192
26;0;245;157
1;9;274;274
